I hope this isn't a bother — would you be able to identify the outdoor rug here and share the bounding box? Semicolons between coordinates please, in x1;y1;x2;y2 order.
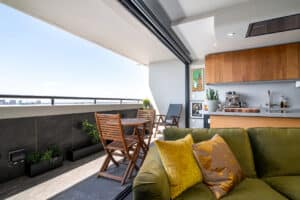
49;163;135;200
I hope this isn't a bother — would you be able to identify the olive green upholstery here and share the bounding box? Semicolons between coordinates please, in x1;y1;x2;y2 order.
264;176;300;200
133;128;300;200
133;146;170;200
164;128;256;177
174;183;215;200
222;178;287;200
248;128;300;177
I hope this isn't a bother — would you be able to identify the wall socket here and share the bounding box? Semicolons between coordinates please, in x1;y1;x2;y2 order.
296;81;300;88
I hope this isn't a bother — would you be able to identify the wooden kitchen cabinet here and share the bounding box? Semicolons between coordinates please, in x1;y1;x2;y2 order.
210;115;300;128
205;42;300;84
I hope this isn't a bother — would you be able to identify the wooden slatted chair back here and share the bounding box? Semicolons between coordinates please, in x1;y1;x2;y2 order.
137;109;156;132
95;113;127;148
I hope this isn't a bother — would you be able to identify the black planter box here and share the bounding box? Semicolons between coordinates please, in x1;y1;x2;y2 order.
67;143;103;161
26;156;64;177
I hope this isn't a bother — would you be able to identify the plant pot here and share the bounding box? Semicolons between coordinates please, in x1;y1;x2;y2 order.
26;156;63;177
67;143;103;161
207;100;218;112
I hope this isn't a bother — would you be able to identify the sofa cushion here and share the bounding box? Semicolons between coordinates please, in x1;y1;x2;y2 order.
174;178;287;200
264;176;300;200
248;128;300;177
174;183;215;200
164;128;256;178
222;178;288;200
155;134;202;199
192;134;244;199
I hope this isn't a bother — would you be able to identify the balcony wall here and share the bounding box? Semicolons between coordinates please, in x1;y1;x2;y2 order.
149;59;186;127
0;104;141;183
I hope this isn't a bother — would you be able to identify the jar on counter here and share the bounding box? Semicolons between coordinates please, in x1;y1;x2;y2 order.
280;96;288;109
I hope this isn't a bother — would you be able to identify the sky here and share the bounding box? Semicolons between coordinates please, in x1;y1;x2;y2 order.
0;3;149;99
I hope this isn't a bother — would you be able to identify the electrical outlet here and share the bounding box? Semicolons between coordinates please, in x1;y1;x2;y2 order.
296;81;300;88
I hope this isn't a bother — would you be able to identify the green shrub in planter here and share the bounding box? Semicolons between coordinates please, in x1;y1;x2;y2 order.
82;120;100;144
26;145;63;177
26;151;42;165
66;120;103;161
143;99;151;109
40;149;53;161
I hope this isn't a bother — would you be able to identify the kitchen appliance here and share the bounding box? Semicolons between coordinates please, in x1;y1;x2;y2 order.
225;91;242;108
190;101;204;118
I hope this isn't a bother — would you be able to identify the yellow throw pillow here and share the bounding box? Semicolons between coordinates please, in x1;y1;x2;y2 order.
192;134;244;199
155;134;202;199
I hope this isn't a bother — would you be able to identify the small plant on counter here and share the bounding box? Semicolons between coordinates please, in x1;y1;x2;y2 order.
206;88;219;100
206;88;219;112
143;98;151;109
82;120;100;144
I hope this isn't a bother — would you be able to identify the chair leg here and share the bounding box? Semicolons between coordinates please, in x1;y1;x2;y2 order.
127;144;141;181
98;150;119;177
154;116;163;138
147;130;153;147
154;123;159;138
99;154;111;176
121;145;140;185
108;151;119;167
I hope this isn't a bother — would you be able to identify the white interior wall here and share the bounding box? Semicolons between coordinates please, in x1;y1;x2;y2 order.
148;59;186;128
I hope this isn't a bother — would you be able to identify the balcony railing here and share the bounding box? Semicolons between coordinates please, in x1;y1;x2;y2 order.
0;94;142;106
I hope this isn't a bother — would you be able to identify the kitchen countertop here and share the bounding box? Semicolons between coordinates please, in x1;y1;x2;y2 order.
210;109;300;118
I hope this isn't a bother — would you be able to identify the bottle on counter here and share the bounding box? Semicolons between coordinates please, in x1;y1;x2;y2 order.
280;96;288;113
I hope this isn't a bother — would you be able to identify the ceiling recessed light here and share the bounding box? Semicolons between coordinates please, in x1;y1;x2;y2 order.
227;32;236;37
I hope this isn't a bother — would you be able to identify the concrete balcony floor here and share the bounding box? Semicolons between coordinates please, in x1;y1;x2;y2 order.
0;133;163;200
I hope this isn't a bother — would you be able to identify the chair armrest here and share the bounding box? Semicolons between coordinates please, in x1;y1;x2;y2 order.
133;146;170;200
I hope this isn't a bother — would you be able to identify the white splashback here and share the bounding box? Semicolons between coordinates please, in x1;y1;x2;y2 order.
208;81;300;109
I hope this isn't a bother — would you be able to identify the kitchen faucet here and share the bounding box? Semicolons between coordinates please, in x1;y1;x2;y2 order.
266;90;278;112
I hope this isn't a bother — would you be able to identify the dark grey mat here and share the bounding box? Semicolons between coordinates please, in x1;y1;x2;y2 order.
49;163;135;200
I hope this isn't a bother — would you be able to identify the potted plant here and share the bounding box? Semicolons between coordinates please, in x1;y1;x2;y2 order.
206;88;219;112
67;120;103;161
26;145;63;177
143;99;151;109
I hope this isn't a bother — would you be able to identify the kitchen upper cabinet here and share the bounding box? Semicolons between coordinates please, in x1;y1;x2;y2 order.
205;42;300;84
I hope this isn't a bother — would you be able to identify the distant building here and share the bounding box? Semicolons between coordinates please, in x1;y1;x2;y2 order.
9;100;17;105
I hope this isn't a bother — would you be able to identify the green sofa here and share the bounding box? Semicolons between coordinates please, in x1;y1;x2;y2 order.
133;128;300;200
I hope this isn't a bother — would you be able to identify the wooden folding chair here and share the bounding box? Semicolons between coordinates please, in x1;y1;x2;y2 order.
136;109;156;148
94;113;140;185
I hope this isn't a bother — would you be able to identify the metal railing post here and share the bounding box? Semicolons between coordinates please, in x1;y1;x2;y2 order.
51;98;55;106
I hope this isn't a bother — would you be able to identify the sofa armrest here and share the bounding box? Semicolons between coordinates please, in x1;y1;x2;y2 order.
133;146;170;200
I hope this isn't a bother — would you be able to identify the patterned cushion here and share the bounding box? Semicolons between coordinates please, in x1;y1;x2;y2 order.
192;134;244;199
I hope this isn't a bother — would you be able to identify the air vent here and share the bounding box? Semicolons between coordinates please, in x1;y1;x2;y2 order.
246;14;300;37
